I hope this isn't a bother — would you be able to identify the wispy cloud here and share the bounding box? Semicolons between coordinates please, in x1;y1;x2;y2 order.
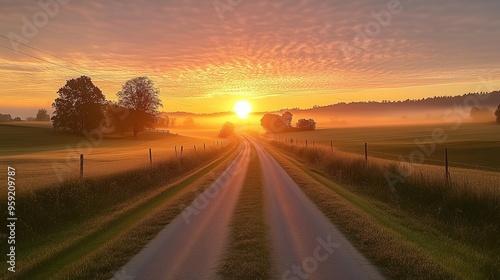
1;0;499;110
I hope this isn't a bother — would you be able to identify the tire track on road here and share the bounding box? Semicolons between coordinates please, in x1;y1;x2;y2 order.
250;139;384;280
117;140;251;280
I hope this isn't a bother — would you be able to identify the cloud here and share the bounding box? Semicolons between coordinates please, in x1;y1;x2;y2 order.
1;0;499;106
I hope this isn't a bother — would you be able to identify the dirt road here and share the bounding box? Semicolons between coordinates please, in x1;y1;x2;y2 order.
117;141;251;280
251;139;384;280
115;139;383;279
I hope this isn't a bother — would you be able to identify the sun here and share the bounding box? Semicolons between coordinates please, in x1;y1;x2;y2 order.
234;100;252;119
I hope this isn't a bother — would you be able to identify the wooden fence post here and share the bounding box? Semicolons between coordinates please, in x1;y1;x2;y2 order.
445;148;450;180
306;140;308;147
204;143;206;152
181;146;184;154
364;143;368;162
194;145;196;153
330;141;333;153
80;154;84;180
175;146;177;157
149;148;152;168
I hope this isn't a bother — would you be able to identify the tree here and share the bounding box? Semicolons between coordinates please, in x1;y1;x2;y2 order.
470;106;492;122
296;118;316;130
219;122;235;138
103;102;130;134
183;117;195;127
52;76;106;133
260;113;285;133
495;104;500;123
0;113;12;122
36;108;50;121
157;116;170;127
170;117;177;127
281;111;293;127
117;76;162;137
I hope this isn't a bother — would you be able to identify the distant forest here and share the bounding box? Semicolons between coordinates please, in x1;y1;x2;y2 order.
280;91;500;115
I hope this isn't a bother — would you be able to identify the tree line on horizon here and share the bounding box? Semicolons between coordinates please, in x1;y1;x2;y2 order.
0;108;50;122
2;89;500;126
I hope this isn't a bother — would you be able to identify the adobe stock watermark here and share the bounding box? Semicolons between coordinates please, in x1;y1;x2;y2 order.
213;0;244;21
7;0;71;51
339;0;405;60
384;73;500;190
282;234;341;280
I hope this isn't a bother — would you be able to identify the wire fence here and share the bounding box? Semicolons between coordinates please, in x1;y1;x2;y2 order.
4;138;230;193
77;140;229;180
264;135;500;174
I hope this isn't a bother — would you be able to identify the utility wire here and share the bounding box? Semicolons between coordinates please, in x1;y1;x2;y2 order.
0;42;121;86
0;40;198;111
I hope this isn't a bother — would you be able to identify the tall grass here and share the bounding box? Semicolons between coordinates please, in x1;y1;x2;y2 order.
2;144;230;254
267;139;500;253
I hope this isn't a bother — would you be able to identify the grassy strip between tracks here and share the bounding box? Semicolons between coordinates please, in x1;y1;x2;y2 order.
259;140;487;280
7;140;240;280
218;142;273;280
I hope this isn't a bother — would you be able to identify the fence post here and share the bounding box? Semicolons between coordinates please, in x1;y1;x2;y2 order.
306;140;308;147
364;143;368;162
149;148;152;168
204;143;206;152
445;148;450;180
194;145;196;153
80;154;84;180
330;141;333;153
181;146;184;154
175;146;177;157
313;141;315;147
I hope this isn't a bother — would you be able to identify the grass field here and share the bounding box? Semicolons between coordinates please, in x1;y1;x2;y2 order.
270;123;500;170
0;122;222;192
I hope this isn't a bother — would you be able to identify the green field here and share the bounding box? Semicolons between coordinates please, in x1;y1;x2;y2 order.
270;123;500;170
0;122;221;192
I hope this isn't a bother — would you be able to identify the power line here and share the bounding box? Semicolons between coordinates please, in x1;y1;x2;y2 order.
0;42;121;86
0;35;60;59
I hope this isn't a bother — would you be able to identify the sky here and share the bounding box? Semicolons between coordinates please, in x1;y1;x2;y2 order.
1;0;500;118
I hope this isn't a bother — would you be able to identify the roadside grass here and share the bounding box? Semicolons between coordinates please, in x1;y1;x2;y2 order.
218;143;272;280
0;139;239;280
262;139;500;279
267;139;500;226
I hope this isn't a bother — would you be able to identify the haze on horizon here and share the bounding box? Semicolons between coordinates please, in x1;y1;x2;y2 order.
1;0;500;119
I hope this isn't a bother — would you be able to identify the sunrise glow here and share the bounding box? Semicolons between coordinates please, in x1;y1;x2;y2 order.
234;100;252;119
